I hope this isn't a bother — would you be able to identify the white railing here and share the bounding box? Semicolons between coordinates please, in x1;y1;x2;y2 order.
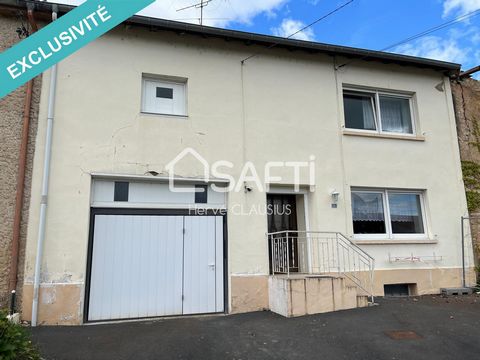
268;231;375;302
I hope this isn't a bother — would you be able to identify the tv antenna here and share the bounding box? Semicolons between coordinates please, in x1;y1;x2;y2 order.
177;0;213;25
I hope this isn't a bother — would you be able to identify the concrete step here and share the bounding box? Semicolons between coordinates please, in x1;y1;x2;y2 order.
269;275;368;317
356;295;369;308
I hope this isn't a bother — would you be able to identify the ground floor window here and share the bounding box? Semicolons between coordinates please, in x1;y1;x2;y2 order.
351;188;426;239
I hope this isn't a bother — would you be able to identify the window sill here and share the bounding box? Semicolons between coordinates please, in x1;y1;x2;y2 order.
352;239;437;245
343;130;425;141
140;112;189;119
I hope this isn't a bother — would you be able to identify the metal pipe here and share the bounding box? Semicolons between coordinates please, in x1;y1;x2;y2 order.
286;233;290;277
8;6;38;299
270;235;274;275
461;216;466;288
31;8;58;328
336;233;340;275
10;290;16;316
306;233;312;274
459;65;480;79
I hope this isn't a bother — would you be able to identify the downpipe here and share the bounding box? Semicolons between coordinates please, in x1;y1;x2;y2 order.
8;5;38;299
31;8;58;327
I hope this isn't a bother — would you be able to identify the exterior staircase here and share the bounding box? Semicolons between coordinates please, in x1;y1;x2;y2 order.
267;231;375;317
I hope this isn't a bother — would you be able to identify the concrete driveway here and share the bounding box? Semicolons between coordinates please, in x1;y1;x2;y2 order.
32;295;480;360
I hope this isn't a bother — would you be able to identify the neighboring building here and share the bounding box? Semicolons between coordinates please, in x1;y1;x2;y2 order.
0;1;476;325
0;3;42;309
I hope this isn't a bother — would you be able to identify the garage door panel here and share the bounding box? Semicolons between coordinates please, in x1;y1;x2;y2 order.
215;216;224;312
88;213;224;321
206;217;217;312
183;216;217;315
123;216;142;319
135;216;150;318
111;215;131;319
163;216;184;316
88;215;184;321
88;215;109;321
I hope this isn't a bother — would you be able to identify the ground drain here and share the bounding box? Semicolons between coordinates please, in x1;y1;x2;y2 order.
385;330;423;340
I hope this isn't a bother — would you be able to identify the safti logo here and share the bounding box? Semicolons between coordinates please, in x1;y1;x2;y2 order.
165;147;316;193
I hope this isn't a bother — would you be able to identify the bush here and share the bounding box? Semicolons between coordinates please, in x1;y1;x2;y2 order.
0;311;40;360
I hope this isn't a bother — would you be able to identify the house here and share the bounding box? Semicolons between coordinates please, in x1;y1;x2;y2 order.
0;1;476;325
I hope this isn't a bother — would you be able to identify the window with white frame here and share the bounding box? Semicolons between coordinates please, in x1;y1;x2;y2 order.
343;88;415;135
351;189;426;239
142;76;187;116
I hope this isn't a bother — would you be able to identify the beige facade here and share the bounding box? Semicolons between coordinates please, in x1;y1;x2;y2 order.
19;22;474;324
0;10;41;308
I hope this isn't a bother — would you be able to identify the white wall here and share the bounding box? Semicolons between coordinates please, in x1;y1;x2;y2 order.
24;25;471;292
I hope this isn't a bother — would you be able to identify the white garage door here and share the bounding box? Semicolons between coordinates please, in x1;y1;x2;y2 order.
87;214;224;321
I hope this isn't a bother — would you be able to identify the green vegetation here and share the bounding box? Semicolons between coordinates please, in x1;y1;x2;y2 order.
470;116;480;154
462;161;480;212
0;311;40;360
461;161;480;274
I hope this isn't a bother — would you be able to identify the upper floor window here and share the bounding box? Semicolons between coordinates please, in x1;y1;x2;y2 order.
343;88;415;135
142;76;187;116
351;188;426;239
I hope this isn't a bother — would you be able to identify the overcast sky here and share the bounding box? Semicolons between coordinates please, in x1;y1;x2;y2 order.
51;0;480;72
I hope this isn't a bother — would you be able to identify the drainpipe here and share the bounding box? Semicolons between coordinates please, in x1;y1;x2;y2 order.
31;7;58;327
8;5;38;300
459;65;480;79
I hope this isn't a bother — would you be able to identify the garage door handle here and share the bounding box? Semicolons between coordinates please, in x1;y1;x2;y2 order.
208;263;215;269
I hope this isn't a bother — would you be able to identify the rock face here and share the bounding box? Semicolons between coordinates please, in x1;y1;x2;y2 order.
0;12;42;308
451;77;480;262
452;78;480;163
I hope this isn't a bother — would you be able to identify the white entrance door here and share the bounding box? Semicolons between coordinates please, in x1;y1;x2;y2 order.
87;214;224;321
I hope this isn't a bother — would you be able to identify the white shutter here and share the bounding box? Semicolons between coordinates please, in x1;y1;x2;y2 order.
142;78;186;116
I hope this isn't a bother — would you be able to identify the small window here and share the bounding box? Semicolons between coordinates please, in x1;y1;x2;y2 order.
156;87;173;99
388;193;424;234
343;88;414;135
344;91;376;131
384;284;410;297
142;76;186;116
351;189;426;239
195;185;208;204
352;191;386;234
379;95;413;134
114;182;129;202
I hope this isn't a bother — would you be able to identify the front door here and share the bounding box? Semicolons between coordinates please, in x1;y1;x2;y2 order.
267;194;298;273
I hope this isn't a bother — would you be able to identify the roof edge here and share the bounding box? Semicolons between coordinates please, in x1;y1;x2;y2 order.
2;0;461;75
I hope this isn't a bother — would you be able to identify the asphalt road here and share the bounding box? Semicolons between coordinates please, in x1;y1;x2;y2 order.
31;295;480;360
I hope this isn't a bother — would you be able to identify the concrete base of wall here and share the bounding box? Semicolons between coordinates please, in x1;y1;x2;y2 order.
371;267;476;296
19;267;476;325
21;283;83;326
230;275;269;313
268;275;365;317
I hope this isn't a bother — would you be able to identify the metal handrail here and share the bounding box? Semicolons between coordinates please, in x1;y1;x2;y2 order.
268;231;375;303
268;230;373;260
268;231;374;259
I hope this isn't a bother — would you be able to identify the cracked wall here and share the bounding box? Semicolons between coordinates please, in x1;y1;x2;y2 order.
0;11;42;308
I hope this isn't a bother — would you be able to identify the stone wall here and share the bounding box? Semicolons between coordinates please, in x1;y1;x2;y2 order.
0;10;42;308
452;78;480;162
451;77;480;264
